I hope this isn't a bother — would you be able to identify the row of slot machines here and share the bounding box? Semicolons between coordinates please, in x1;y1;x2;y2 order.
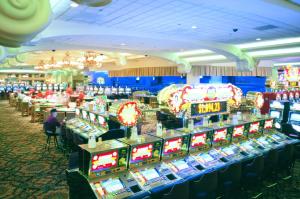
0;83;29;93
269;100;300;138
84;86;132;95
66;108;109;139
75;117;299;199
34;83;66;91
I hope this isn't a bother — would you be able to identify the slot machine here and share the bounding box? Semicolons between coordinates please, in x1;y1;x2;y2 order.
125;87;131;95
19;83;25;92
59;83;65;91
288;91;295;102
286;102;300;139
210;125;247;162
54;84;59;91
93;86;98;92
79;140;147;199
0;84;5;93
36;83;42;91
42;83;47;91
118;135;179;191
104;87;111;95
149;129;200;179
295;90;300;102
118;87;125;95
6;84;12;93
269;100;290;131
12;83;19;92
111;87;118;95
48;84;54;91
98;87;104;95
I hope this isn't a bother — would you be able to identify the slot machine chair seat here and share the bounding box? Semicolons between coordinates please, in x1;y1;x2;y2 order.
43;122;60;150
99;129;125;141
189;170;218;199
217;162;242;199
150;179;189;199
65;170;96;199
241;155;264;199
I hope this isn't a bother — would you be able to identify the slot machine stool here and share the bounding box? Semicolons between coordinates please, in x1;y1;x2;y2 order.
43;122;59;151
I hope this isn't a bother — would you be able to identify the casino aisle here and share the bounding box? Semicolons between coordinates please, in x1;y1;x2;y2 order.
0;100;68;199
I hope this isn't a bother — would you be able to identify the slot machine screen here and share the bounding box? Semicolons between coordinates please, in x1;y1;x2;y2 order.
264;119;273;129
249;122;259;134
190;133;207;148
172;160;189;171
82;110;89;120
91;150;118;172
233;125;244;138
163;137;182;155
97;115;107;128
131;143;153;164
270;110;281;119
213;128;227;143
89;112;96;123
290;112;300;122
102;179;124;193
199;153;214;162
140;169;160;181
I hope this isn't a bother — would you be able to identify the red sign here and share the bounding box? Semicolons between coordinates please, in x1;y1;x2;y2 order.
233;125;244;138
163;137;182;154
249;122;260;134
91;151;118;172
213;129;227;142
131;144;153;162
191;133;207;147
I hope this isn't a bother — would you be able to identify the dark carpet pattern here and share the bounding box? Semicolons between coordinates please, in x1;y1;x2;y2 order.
0;101;68;199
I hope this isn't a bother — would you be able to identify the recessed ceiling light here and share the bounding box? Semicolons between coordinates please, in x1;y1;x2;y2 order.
70;2;79;7
120;43;126;46
191;25;197;29
256;38;261;41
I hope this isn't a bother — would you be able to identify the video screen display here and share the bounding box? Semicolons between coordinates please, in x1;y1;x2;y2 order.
223;147;234;155
91;151;118;172
82;110;88;120
131;143;153;163
163;137;183;155
290;113;300;122
140;169;160;181
172;160;189;171
213;128;227;142
249;122;260;134
233;125;244;138
199;153;214;162
102;178;124;193
89;112;96;123
270;110;281;119
264;119;273;129
190;133;206;148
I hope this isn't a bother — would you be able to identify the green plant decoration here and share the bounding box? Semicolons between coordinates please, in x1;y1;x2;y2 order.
0;0;52;47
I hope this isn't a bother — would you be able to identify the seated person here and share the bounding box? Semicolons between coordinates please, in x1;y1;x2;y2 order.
45;108;61;134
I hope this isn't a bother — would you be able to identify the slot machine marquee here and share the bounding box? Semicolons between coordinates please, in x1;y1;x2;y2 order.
189;127;213;153
231;123;248;143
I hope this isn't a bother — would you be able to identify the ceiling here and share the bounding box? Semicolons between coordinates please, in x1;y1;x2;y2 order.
2;0;300;70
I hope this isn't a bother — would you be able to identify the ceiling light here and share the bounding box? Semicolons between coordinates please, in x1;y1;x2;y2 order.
273;62;300;67
248;47;300;57
176;49;213;57
70;2;79;7
191;25;197;29
237;37;300;49
256;38;261;41
184;55;227;62
120;43;126;46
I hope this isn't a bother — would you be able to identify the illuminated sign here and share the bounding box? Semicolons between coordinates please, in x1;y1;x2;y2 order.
91;151;118;172
190;101;228;117
264;119;273;129
117;101;142;127
213;129;227;142
289;82;298;87
191;133;207;147
233;125;244;138
163;137;182;154
131;144;153;163
249;122;260;134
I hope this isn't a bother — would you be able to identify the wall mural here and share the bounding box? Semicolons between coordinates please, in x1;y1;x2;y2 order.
0;0;52;47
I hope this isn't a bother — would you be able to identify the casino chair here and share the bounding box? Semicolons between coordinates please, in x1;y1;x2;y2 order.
189;170;218;199
65;129;76;153
241;155;264;199
100;129;125;141
65;170;96;199
43;122;60;151
217;162;242;199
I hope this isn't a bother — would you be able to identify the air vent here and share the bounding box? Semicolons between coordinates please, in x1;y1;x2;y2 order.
254;25;278;31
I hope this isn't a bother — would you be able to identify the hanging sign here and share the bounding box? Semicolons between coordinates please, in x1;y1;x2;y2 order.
117;101;142;127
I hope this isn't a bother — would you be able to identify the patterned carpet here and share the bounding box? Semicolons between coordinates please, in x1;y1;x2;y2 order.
0;100;68;199
0;99;299;199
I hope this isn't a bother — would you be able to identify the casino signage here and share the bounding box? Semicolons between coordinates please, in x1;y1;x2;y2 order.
189;100;228;118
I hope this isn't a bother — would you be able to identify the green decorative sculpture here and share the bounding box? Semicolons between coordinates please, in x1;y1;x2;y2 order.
0;0;52;47
72;0;111;7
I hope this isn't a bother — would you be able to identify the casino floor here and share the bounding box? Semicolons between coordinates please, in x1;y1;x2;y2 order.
0;99;300;199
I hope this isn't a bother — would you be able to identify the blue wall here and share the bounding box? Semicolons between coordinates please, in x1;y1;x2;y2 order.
86;72;186;93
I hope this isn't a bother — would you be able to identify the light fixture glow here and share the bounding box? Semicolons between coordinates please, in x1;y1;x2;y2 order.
236;37;300;49
184;55;227;62
191;25;197;29
248;47;300;57
120;43;126;46
256;38;261;41
176;49;213;57
70;2;79;7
